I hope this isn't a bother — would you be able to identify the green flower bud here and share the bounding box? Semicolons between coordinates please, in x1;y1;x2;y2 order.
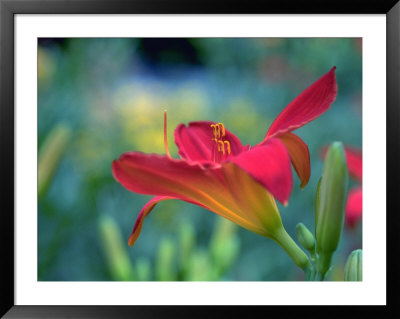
296;223;315;252
344;249;362;281
315;142;349;276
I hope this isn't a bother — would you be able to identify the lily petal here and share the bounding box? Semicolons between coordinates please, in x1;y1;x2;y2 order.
266;67;337;139
112;152;282;238
228;138;293;205
174;121;249;163
128;196;171;246
112;152;227;204
345;187;362;228
278;132;310;189
221;162;284;237
128;196;208;246
344;147;362;182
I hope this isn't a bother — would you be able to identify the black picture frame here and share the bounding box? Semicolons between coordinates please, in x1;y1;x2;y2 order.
1;0;399;317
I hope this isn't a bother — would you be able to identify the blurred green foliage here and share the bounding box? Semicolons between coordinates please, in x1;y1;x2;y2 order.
38;123;71;199
38;38;362;281
98;215;135;281
97;214;239;281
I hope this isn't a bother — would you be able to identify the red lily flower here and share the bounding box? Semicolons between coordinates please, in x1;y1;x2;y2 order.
344;147;362;228
112;67;337;247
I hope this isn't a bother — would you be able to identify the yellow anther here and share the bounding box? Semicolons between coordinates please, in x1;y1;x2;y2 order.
210;124;218;138
210;124;216;137
224;140;231;155
217;123;225;137
218;140;225;155
211;122;229;157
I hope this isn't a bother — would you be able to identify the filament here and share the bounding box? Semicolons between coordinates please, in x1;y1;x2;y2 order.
218;141;225;155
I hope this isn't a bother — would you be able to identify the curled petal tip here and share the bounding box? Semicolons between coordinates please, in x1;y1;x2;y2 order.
127;196;170;247
283;201;289;207
127;235;136;247
128;226;140;246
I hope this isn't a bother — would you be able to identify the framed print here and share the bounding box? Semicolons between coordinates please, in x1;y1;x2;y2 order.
1;0;399;317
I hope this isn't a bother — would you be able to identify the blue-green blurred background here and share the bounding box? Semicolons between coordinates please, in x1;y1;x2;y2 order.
38;38;362;281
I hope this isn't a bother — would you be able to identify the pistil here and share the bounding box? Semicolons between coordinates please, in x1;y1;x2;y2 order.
164;110;171;158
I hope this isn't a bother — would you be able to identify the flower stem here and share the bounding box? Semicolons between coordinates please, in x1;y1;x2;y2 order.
316;252;332;279
273;227;312;272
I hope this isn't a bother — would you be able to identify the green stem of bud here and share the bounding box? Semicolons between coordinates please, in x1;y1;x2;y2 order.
273;227;311;272
317;252;333;278
310;250;317;264
304;265;317;281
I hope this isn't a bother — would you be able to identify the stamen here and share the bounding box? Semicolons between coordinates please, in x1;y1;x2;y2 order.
217;123;225;137
210;122;230;162
224;140;231;154
210;124;218;138
164;110;171;158
218;140;225;155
